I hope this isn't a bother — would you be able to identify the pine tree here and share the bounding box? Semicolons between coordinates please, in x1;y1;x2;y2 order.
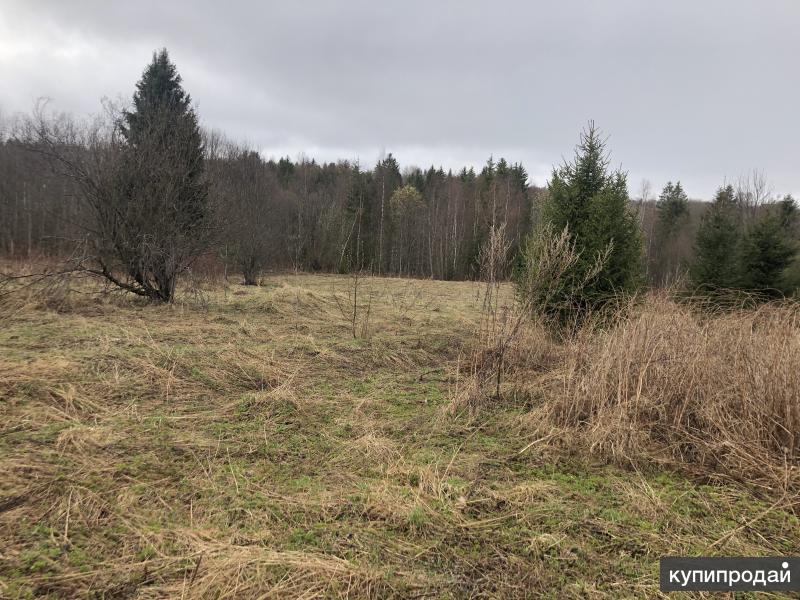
518;123;642;323
689;185;741;290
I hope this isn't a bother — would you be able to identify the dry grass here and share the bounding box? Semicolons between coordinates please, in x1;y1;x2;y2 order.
525;293;800;493
1;270;799;598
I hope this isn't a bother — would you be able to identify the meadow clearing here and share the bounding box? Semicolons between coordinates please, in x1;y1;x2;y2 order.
1;273;798;598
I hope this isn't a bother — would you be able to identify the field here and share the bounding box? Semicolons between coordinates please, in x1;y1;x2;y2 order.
1;273;798;598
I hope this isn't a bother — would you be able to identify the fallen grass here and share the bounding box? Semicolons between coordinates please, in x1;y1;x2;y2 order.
1;272;798;598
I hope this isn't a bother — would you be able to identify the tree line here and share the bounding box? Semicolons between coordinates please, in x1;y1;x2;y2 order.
1;49;798;303
0;52;535;291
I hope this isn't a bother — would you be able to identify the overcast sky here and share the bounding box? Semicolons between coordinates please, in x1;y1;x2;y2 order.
1;0;798;198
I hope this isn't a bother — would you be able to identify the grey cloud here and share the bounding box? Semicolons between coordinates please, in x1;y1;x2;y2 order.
1;0;798;196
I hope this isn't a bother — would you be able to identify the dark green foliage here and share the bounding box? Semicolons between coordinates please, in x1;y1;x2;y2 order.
689;185;741;290
517;123;643;324
651;181;690;285
405;167;425;191
739;198;798;296
106;48;210;301
778;194;798;231
277;157;295;188
656;181;689;237
459;167;476;183
690;189;800;299
341;165;371;272
373;154;402;274
124;50;193;139
122;50;206;227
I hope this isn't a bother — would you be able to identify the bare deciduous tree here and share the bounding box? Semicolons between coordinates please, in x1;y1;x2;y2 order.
212;142;279;285
736;169;773;225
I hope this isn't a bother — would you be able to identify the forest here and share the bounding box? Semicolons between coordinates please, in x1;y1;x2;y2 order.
2;102;797;295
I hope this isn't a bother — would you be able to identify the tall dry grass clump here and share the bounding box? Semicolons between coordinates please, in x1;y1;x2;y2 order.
542;294;800;490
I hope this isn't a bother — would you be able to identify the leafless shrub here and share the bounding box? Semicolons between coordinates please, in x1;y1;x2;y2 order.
514;222;613;333
331;184;374;339
209;142;281;286
332;269;374;339
451;225;529;413
0;269;72;314
181;266;212;310
736;169;773;225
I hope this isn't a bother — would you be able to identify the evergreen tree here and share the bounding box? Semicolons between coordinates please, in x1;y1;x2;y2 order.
689;185;741;290
424;166;440;190
510;163;529;193
496;157;509;177
99;48;210;301
739;200;797;296
518;123;642;322
276;157;295;188
778;194;798;231
373;154;402;274
459;167;476;183
778;195;800;293
342;165;371;272
405;167;425;192
652;181;690;284
481;156;496;180
655;181;689;236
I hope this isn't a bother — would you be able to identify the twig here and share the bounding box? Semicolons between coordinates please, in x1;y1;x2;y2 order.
63;489;72;544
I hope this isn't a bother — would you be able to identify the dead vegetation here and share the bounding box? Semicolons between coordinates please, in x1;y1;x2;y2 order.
1;270;799;598
530;294;800;492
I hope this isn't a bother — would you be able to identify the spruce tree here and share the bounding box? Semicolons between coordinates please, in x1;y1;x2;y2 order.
516;123;642;324
342;165;370;272
276;157;295;188
374;154;401;274
100;48;209;302
689;185;741;290
778;195;800;293
652;181;690;284
739;200;797;296
778;194;798;231
122;48;207;230
655;181;689;236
